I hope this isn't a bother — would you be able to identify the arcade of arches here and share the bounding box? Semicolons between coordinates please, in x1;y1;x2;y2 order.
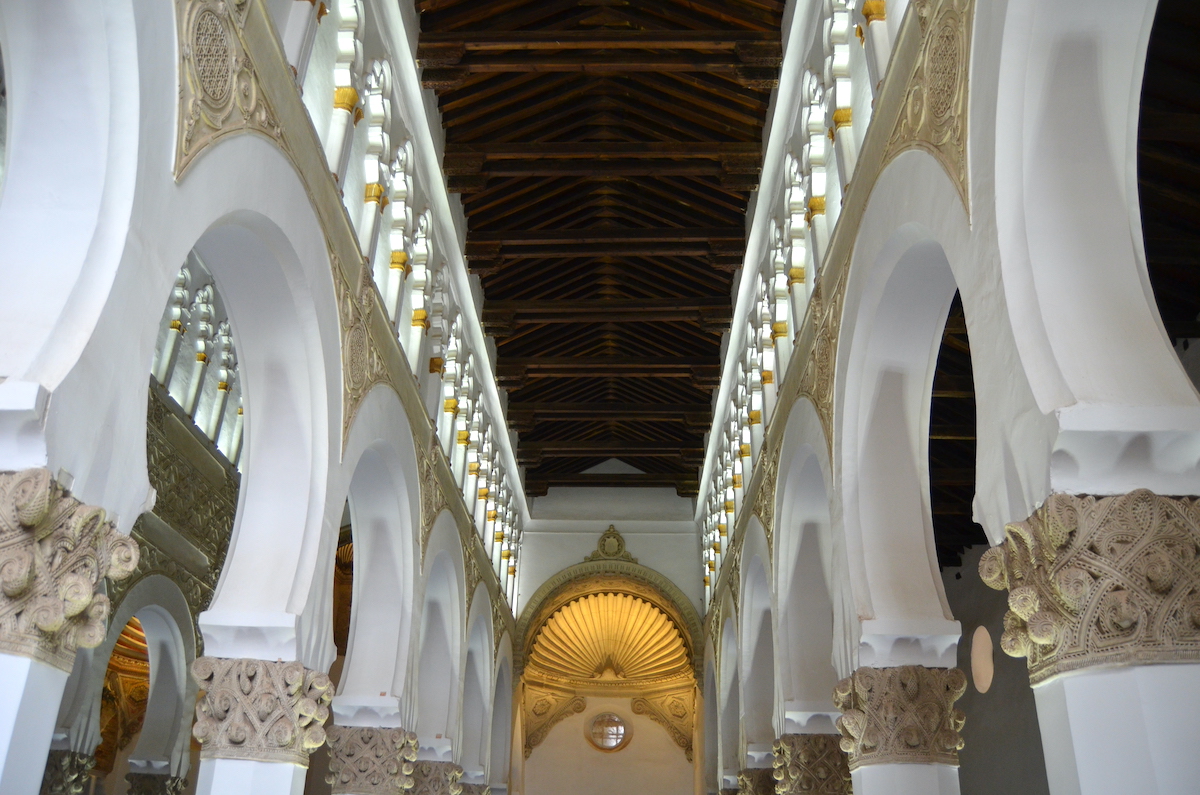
0;0;1198;794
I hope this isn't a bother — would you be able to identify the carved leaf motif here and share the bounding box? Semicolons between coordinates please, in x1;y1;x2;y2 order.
326;726;418;795
772;733;851;795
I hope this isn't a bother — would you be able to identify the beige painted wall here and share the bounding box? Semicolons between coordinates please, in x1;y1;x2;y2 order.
525;697;692;795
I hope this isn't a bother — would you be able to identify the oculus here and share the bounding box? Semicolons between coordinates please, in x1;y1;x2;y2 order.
587;713;630;752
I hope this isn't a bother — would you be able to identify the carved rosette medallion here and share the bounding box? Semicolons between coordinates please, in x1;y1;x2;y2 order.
410;761;464;795
979;490;1200;684
326;726;418;794
523;687;587;757
124;773;188;795
772;734;851;795
632;690;695;760
0;468;139;671
40;750;96;795
737;767;775;795
175;0;282;178
832;665;966;769
884;0;973;209
191;657;333;765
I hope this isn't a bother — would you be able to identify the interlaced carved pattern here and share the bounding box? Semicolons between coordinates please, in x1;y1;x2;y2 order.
772;734;851;795
40;750;96;795
191;657;333;765
124;772;188;795
337;254;399;446
0;468;139;671
832;665;966;769
979;490;1200;684
750;449;779;557
796;261;849;454
736;767;775;795
326;726;418;795
410;760;463;795
174;0;281;178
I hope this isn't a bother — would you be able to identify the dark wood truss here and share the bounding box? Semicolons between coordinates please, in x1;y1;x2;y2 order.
418;0;783;497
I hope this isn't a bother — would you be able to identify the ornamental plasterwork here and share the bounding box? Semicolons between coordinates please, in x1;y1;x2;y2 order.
41;750;96;795
773;734;851;795
979;490;1200;685
523;685;587;757
796;262;849;454
326;726;418;795
336;252;400;447
832;665;966;769
108;387;239;650
417;434;449;556
883;0;973;210
736;767;775;795
410;761;464;795
191;657;333;765
583;525;637;563
174;0;283;179
631;688;695;760
750;448;779;557
124;773;188;795
465;549;483;603
0;468;139;671
491;594;511;657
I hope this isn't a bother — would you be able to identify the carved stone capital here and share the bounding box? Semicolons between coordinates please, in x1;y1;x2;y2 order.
736;767;774;795
0;468;139;671
191;657;333;765
410;761;463;795
124;772;188;795
772;734;851;794
980;490;1200;684
459;785;491;795
39;751;95;795
326;726;418;795
832;665;966;769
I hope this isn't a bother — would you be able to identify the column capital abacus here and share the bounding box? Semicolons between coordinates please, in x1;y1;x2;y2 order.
191;657;333;765
832;665;966;769
980;489;1200;684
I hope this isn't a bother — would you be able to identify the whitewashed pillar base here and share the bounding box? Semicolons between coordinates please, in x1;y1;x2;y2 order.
0;650;70;794
195;758;307;795
851;764;960;795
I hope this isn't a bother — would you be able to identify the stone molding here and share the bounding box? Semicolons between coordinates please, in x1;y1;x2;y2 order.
980;490;1200;684
737;767;775;795
326;726;418;794
39;751;95;795
772;734;851;794
191;657;333;765
832;665;966;769
0;468;139;671
124;773;188;795
410;761;463;795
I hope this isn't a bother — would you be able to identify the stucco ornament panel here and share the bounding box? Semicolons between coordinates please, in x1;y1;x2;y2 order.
338;256;400;447
326;726;418;795
417;436;448;555
191;657;333;765
124;773;188;795
772;734;851;795
410;760;463;795
751;448;779;556
884;0;973;209
737;767;775;795
584;525;637;563
40;750;96;795
979;490;1200;684
522;685;586;757
631;689;694;760
174;0;283;178
796;263;848;452
0;468;139;671
832;665;966;769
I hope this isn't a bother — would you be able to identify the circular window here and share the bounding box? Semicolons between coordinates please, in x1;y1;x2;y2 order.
587;712;630;752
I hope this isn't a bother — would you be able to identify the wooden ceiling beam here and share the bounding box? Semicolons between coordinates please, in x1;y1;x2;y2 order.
420;30;780;51
447;142;761;159
524;473;701;496
482;299;732;330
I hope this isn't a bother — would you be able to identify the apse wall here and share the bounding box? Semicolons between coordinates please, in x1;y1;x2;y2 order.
941;546;1051;795
523;698;692;795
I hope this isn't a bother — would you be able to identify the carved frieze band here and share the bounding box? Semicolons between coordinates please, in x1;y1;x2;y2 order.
191;657;333;765
736;767;775;795
884;0;973;210
832;665;966;769
980;490;1200;684
410;761;464;795
773;734;851;795
174;0;282;178
326;726;418;795
0;468;139;671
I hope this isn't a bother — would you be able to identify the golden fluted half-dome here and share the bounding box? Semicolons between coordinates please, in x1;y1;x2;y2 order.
528;592;690;683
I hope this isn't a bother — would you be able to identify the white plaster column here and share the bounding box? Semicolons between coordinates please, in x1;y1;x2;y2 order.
832;666;966;795
0;468;139;795
191;657;333;795
980;490;1200;795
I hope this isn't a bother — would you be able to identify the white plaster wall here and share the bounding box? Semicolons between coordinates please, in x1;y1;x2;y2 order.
524;698;692;795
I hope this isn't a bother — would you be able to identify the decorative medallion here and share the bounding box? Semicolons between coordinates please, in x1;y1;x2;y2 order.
522;686;587;757
174;0;282;178
191;657;333;765
832;665;966;769
0;468;139;671
883;0;973;210
979;490;1200;684
631;690;695;760
584;525;637;563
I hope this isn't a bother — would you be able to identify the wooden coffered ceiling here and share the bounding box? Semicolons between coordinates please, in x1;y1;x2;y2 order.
418;0;784;498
